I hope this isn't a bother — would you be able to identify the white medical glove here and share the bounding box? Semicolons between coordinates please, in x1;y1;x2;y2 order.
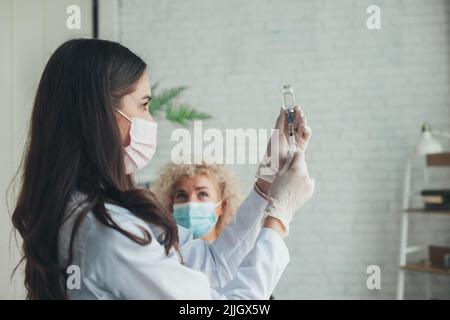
264;150;315;235
256;105;312;183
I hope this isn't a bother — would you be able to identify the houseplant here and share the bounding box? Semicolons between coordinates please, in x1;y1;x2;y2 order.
150;83;211;126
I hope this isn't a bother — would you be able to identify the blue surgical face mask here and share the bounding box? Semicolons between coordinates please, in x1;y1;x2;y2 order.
173;201;221;239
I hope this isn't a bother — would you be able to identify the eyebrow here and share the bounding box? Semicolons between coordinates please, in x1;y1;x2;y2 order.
174;186;210;193
142;95;152;102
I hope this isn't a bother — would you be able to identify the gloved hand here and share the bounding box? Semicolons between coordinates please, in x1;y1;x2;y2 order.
264;149;315;235
256;105;311;183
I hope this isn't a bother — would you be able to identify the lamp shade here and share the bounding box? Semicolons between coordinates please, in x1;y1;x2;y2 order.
416;130;444;155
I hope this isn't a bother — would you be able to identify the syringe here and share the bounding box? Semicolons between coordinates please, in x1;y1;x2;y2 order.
281;85;296;154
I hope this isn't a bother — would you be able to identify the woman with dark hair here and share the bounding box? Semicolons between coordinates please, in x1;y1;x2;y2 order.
11;38;315;299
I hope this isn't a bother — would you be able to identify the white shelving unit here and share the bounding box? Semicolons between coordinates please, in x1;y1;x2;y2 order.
397;152;450;300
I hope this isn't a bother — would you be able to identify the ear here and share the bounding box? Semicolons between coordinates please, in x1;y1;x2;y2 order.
216;200;227;216
116;113;131;146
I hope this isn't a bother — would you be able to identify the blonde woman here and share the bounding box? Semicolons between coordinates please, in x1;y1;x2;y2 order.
152;162;242;242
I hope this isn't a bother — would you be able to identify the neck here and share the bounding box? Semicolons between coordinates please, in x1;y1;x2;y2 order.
201;228;218;242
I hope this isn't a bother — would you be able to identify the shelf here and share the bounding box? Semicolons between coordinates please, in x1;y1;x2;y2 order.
426;152;450;167
398;152;450;299
405;208;450;215
401;262;450;276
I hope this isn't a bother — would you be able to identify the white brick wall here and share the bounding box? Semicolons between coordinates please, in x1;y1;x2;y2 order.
118;0;450;299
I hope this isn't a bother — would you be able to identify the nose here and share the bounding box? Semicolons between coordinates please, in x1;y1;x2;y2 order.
142;109;154;122
188;193;199;202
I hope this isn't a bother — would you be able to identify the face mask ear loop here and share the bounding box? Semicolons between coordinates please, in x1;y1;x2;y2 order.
215;199;224;208
115;108;133;123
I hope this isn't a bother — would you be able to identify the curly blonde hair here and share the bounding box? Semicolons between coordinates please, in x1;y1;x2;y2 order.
151;161;243;235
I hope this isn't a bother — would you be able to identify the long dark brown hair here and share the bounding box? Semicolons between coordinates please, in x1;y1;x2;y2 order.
11;38;179;299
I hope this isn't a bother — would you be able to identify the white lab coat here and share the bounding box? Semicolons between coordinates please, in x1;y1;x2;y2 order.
58;189;290;299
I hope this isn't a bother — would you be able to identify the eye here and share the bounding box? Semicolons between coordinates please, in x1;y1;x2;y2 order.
141;102;149;110
198;191;209;199
175;192;187;201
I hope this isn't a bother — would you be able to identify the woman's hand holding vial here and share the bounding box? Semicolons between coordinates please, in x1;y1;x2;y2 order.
256;85;314;238
256;86;312;183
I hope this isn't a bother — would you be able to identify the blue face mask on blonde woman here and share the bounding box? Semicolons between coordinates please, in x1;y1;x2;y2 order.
173;201;222;239
12;38;314;300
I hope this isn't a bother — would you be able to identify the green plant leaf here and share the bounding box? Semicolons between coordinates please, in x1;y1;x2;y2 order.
149;83;212;126
152;82;159;92
165;103;211;127
150;86;188;114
